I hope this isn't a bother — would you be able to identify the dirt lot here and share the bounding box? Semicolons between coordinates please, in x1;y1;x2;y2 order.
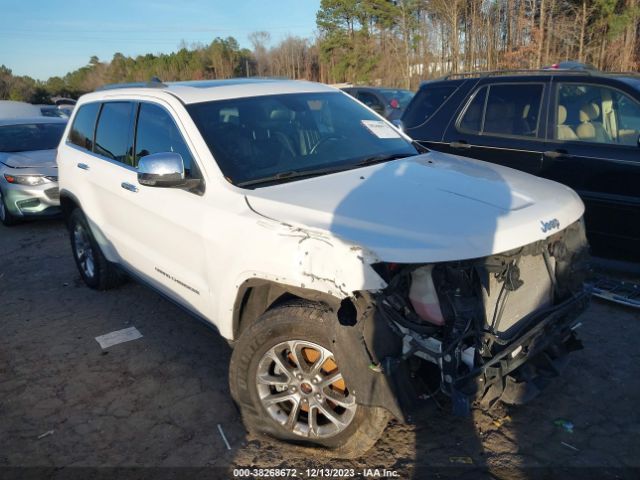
1;219;639;480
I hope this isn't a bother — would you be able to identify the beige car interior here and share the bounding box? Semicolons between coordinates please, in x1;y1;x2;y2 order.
576;103;612;142
556;105;578;140
556;87;639;145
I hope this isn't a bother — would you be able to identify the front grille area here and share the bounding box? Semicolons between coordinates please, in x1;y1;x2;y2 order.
479;218;589;338
45;187;60;200
482;253;554;335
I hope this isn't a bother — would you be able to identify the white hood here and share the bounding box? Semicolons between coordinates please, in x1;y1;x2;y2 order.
0;149;57;168
245;151;585;263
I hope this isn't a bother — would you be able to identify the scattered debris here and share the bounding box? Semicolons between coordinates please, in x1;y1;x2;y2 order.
561;441;579;452
368;362;383;373
449;456;473;465
554;419;574;433
588;277;640;309
37;430;54;440
95;326;143;349
217;424;231;450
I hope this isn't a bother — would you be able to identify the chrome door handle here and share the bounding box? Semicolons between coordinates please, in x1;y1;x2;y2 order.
450;141;471;149
77;163;90;170
120;182;138;193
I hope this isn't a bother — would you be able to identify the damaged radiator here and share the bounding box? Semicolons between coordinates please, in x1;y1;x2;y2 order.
483;253;555;336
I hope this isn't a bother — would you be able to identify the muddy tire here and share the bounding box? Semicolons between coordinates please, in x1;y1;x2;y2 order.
68;208;126;290
229;301;390;458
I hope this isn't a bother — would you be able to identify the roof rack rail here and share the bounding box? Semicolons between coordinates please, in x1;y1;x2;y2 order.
96;77;167;91
440;68;596;80
604;71;640;77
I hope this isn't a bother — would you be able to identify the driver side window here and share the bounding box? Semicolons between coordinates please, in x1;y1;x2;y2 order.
134;103;200;178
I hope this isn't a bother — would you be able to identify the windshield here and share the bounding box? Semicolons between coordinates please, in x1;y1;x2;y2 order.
379;89;414;109
187;92;417;186
0;123;66;152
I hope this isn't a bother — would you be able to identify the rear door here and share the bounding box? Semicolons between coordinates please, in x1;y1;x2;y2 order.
442;79;550;175
87;101;138;256
541;77;640;259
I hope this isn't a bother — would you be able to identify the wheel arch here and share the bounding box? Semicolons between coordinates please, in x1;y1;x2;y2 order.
59;189;82;225
232;278;345;339
231;280;408;423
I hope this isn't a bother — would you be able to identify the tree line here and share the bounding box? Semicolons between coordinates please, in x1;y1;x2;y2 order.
1;0;638;103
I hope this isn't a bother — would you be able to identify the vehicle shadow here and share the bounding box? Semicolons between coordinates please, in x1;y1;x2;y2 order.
327;152;513;479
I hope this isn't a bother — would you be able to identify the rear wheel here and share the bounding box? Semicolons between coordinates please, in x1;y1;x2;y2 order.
68;208;125;290
0;189;19;226
229;301;390;458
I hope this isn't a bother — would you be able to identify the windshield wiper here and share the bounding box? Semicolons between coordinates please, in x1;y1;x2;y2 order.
412;140;430;153
354;152;415;167
237;152;416;188
237;165;351;188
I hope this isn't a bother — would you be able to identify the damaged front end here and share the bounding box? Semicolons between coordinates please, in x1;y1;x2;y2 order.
367;219;591;418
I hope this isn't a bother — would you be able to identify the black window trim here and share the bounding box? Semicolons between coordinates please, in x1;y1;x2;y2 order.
92;100;137;168
65;101;101;153
455;81;547;141
548;80;640;149
67;99;206;187
133;100;205;188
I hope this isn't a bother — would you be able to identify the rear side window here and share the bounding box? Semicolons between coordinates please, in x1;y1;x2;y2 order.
68;103;100;151
94;102;135;165
402;85;456;129
459;83;544;138
134;103;199;177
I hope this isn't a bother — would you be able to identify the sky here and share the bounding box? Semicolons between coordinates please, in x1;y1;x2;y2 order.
0;0;322;81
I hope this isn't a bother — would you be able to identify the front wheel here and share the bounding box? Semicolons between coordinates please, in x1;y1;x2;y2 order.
229;301;390;458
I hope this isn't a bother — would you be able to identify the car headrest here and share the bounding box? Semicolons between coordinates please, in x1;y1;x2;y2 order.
557;105;568;125
579;103;599;122
270;109;292;121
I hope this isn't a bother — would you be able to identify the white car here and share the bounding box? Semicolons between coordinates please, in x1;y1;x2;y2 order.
57;79;590;457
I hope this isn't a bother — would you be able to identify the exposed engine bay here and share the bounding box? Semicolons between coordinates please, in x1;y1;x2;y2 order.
368;218;591;417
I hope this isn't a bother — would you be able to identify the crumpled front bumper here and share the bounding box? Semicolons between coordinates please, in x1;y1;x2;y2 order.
369;286;590;420
452;289;590;412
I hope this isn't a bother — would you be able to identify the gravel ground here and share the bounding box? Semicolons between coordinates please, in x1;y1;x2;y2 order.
1;220;639;480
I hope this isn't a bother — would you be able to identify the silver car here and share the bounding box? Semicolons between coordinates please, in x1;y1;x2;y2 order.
0;117;67;226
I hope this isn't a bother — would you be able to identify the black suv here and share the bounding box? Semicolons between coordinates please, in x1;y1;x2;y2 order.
401;70;640;261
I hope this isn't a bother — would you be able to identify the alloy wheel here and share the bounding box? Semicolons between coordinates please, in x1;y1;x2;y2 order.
73;223;96;279
256;340;357;439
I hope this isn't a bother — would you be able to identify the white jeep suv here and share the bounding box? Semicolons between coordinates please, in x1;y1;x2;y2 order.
57;79;590;457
